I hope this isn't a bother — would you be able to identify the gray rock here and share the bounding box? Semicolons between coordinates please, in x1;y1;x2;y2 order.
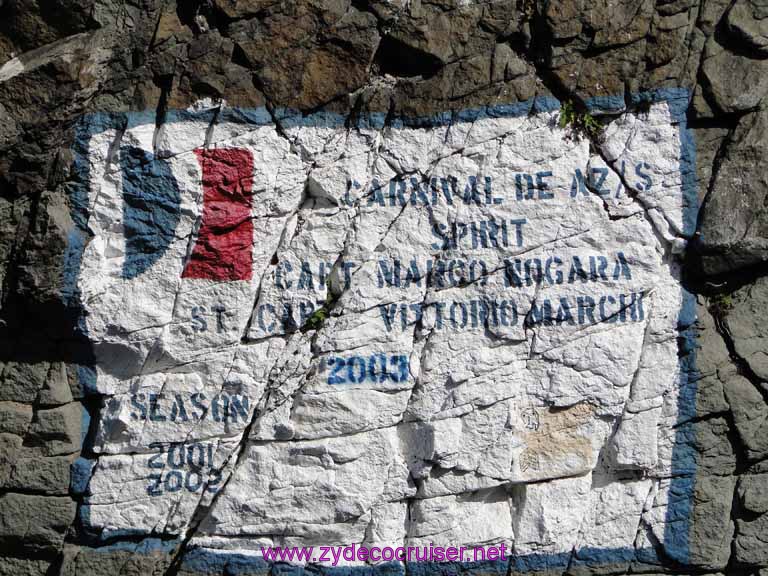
738;473;768;515
722;373;768;461
36;362;73;406
228;4;380;110
727;276;768;381
0;102;21;150
6;453;75;495
567;558;634;576
0;362;49;403
542;0;654;45
13;191;78;320
693;303;730;417
0;198;30;319
0;556;52;576
694;416;738;475
700;36;768;114
689;474;736;569
692;126;731;201
0;493;76;552
699;0;734;35
59;543;175;576
377;2;493;64
0;401;33;436
697;107;768;274
27;402;82;456
0;202;12;311
647;10;693;71
734;512;768;566
0;433;23;486
151;2;194;48
0;0;101;62
726;0;768;56
381;55;537;118
692;82;717;119
212;0;281;20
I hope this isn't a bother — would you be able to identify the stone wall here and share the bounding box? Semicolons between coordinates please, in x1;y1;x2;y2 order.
0;1;766;575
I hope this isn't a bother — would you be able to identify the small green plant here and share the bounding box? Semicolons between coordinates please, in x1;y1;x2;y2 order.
559;100;602;140
559;100;577;129
708;293;734;316
303;307;329;331
302;277;336;332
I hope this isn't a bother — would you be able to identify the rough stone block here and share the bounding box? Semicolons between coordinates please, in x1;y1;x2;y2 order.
27;402;82;456
0;401;33;436
59;542;175;576
0;493;76;552
738;473;768;515
734;512;768;566
689;474;736;570
36;362;73;406
0;556;52;576
728;276;768;381
0;362;49;403
694;416;738;475
700;37;768;114
726;0;768;56
0;433;23;486
6;453;76;494
697;107;768;274
722;374;768;461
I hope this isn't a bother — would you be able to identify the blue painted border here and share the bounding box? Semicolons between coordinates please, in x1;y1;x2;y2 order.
64;89;699;572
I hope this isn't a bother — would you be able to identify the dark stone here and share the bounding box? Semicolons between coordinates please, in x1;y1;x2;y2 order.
699;36;768;114
0;401;33;435
373;0;509;67
0;0;101;62
152;2;194;49
697;107;768;275
727;276;768;381
0;361;49;402
0;102;21;149
36;362;73;406
0;556;51;576
212;0;280;20
229;3;380;110
689;474;736;569
722;373;768;461
12;190;77;322
0;493;76;553
59;542;176;576
6;453;75;494
738;473;768;515
698;0;733;36
647;11;692;70
693;303;730;418
27;402;82;456
0;432;23;486
725;0;768;56
694;416;738;475
734;512;768;566
691;126;730;199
